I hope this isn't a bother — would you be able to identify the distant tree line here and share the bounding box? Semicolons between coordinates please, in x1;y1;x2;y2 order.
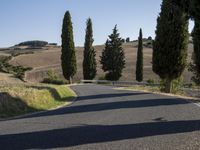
17;41;48;47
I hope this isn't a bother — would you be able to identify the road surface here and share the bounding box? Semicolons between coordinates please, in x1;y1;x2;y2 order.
0;84;200;150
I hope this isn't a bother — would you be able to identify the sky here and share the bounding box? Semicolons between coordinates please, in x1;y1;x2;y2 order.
0;0;194;47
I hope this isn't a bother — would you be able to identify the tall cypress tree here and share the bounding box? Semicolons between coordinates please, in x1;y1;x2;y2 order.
189;20;200;84
61;11;77;84
189;0;200;84
190;0;200;20
153;0;188;93
100;25;125;81
83;18;97;80
136;28;143;82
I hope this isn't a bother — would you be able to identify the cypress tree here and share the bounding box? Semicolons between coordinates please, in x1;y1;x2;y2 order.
100;25;125;81
153;0;189;93
189;0;200;84
190;0;200;20
83;18;97;80
61;11;77;84
189;20;200;84
136;28;143;82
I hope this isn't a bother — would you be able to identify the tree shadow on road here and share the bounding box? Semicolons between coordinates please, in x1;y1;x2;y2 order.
75;92;150;101
0;120;199;149
20;96;190;119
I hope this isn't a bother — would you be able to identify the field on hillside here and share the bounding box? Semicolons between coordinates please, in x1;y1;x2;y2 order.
3;42;194;82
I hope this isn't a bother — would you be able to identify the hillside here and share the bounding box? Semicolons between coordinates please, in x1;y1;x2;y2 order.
2;41;194;82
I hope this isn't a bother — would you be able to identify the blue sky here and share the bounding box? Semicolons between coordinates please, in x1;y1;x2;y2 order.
0;0;194;47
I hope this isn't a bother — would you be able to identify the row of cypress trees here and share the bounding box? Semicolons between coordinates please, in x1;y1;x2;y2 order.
61;11;143;83
61;0;200;93
61;12;97;83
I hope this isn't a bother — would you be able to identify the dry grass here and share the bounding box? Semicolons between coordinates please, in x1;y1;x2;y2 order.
0;79;76;118
0;73;22;84
7;42;194;82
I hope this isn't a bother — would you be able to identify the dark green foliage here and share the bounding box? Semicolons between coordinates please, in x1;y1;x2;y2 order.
148;36;153;41
136;28;143;82
146;78;155;85
100;25;125;81
189;20;200;85
49;43;58;46
61;11;77;83
83;18;97;80
17;41;48;47
153;0;189;93
121;39;125;43
126;37;130;43
173;0;199;20
42;70;67;85
190;0;200;20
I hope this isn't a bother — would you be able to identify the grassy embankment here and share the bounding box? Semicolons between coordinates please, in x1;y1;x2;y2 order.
116;85;200;102
0;83;76;118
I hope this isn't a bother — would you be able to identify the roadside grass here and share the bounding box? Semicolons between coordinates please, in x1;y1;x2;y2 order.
0;83;76;118
118;85;160;93
116;85;200;102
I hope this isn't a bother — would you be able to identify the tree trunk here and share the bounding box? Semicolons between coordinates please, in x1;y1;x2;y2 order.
69;76;73;84
165;78;172;93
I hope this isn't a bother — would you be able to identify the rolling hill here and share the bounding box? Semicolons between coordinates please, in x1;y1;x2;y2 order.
0;41;194;82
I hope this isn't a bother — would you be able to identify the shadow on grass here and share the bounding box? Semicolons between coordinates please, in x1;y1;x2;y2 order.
0;120;199;149
29;85;74;102
0;92;42;118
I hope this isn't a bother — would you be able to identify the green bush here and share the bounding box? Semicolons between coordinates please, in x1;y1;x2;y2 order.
98;76;106;80
160;77;183;94
42;78;67;85
147;78;155;85
42;70;68;85
172;77;184;94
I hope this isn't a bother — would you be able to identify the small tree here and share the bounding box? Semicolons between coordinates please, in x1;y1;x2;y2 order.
153;0;189;93
61;11;77;84
83;18;97;80
100;25;125;81
136;28;143;82
148;36;153;41
126;37;130;43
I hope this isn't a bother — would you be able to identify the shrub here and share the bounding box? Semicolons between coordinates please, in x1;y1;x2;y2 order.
47;69;59;80
126;37;130;43
42;70;67;85
160;77;183;94
98;76;106;80
172;77;184;93
147;79;155;85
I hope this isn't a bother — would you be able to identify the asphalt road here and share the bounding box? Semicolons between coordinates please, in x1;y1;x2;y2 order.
0;84;200;150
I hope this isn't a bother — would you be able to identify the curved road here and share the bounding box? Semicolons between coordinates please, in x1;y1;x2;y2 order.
0;84;200;150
